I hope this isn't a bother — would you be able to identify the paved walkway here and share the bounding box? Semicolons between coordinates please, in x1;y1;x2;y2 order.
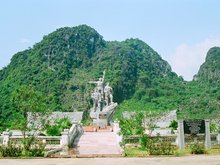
77;132;122;157
1;155;220;165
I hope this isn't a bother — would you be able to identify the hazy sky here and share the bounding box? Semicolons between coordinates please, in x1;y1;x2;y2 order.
1;0;220;80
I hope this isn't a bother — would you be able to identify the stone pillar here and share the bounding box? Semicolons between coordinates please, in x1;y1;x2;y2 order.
60;129;69;156
205;119;211;149
42;139;47;144
217;134;220;144
113;122;122;144
177;120;185;150
3;131;10;146
61;129;69;147
113;121;121;134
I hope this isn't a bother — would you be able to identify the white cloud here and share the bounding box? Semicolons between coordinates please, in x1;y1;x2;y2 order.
168;37;220;81
19;38;30;43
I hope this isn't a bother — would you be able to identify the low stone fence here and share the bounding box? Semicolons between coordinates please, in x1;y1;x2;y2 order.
124;134;177;146
0;134;61;149
124;133;220;149
0;123;82;150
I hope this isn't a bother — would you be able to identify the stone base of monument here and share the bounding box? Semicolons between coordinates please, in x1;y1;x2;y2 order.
82;126;113;132
93;119;108;128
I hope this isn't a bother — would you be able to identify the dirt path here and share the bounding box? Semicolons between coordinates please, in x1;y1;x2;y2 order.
1;155;220;165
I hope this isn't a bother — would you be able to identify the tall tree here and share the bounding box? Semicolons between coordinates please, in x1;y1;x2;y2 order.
11;85;51;149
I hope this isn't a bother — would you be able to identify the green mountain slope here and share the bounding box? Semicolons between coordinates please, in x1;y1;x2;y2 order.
178;47;220;119
195;47;220;84
0;25;186;129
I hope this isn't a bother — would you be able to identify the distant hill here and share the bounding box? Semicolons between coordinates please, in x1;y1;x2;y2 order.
195;47;220;84
178;47;220;119
0;25;219;129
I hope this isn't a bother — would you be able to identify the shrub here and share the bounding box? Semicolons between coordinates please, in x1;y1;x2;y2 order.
0;144;45;157
0;145;22;157
169;120;178;130
189;142;206;154
147;140;176;155
56;117;72;130
46;125;61;136
46;117;72;136
139;135;148;149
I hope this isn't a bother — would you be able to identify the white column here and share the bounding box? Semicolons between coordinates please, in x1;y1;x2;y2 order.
205;119;211;149
177;120;185;150
113;121;124;156
3;131;10;146
217;134;220;144
60;129;69;147
60;129;70;156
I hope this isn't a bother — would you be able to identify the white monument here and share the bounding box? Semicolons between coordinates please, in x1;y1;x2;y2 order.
89;71;118;128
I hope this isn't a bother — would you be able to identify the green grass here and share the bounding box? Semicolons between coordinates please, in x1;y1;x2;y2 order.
125;147;220;157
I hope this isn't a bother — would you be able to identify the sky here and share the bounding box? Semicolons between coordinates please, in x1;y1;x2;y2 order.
0;0;220;81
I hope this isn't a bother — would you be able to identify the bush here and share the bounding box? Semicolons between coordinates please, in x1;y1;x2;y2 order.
46;117;72;136
148;140;176;155
189;142;206;154
46;125;61;136
0;145;22;157
0;144;45;157
139;135;148;149
169;120;178;130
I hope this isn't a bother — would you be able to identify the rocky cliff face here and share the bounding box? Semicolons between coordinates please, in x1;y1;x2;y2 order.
194;47;220;84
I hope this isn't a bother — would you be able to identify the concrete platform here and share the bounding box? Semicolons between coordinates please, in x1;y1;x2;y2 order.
76;131;123;157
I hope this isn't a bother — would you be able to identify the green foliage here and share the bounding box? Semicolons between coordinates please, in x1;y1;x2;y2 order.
0;145;23;157
147;138;176;155
119;112;145;136
139;135;148;149
189;142;206;154
10;85;50;132
0;142;45;157
46;117;72;136
150;142;176;155
0;25;220;129
46;125;61;136
56;117;72;130
169;120;178;130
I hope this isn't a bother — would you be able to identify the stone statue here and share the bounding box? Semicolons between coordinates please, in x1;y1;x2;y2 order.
104;83;113;105
89;71;117;128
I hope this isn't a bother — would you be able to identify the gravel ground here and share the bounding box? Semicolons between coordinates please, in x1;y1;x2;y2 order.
1;155;220;165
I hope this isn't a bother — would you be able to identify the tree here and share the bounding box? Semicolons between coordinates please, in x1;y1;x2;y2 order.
11;85;51;151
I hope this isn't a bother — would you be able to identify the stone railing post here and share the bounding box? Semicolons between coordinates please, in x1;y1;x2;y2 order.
113;121;124;156
3;131;10;146
205;119;211;149
217;134;220;144
60;129;69;156
177;120;185;150
216;133;220;144
113;121;119;133
113;121;122;144
60;129;69;147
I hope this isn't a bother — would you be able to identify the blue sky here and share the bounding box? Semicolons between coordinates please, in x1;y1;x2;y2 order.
1;0;220;80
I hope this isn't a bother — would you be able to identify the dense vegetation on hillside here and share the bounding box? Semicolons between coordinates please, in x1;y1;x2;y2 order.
0;25;219;130
177;47;220;119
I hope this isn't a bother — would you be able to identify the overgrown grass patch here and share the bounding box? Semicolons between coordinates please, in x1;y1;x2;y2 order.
125;148;148;157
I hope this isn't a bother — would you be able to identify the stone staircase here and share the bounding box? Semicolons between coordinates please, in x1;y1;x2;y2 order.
76;131;123;157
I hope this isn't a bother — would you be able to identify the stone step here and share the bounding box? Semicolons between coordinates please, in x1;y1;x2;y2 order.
76;153;122;158
76;132;123;157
